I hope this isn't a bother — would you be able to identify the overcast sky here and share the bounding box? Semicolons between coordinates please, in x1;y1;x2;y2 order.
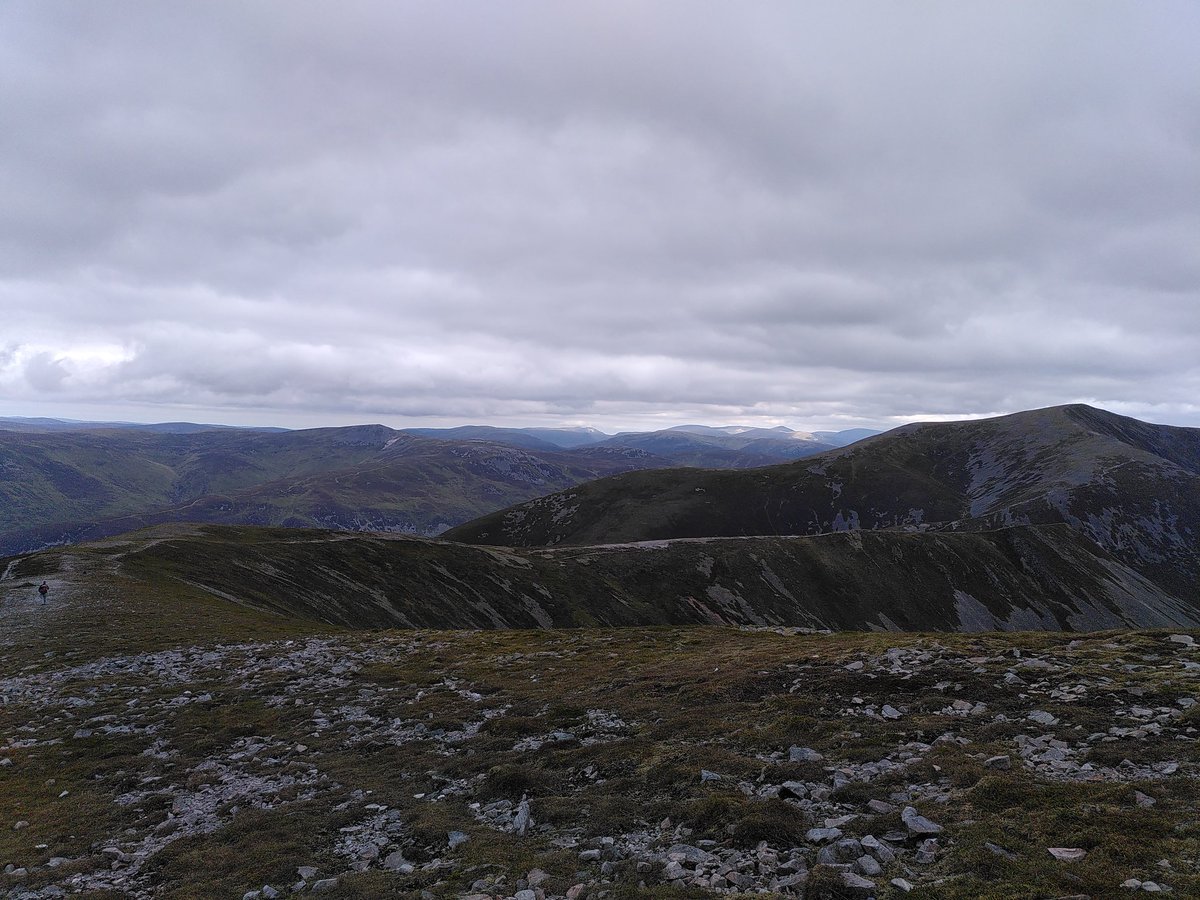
1;2;1198;432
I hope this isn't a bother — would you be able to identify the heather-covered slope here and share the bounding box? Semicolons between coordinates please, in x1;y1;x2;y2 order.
447;405;1200;604
9;522;1195;632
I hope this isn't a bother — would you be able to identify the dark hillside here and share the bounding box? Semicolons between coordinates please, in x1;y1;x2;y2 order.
31;522;1195;631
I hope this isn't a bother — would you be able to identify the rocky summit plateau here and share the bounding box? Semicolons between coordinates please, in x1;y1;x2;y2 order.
1;541;1199;898
2;403;1200;898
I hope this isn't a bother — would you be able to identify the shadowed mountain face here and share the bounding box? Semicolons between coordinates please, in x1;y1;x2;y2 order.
8;522;1196;631
447;405;1200;607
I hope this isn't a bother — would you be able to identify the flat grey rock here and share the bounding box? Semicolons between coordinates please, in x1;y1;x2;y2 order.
901;806;943;835
1048;847;1086;862
789;746;824;763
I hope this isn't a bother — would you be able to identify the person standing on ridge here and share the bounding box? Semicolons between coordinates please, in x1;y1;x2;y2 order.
38;581;49;603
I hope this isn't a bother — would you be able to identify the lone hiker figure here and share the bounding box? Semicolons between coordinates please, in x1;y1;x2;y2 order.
38;581;49;603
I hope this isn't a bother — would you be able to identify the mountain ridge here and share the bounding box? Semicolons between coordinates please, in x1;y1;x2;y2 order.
446;405;1200;614
6;520;1195;632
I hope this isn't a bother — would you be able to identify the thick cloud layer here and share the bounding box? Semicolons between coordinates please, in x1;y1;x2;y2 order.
2;2;1198;430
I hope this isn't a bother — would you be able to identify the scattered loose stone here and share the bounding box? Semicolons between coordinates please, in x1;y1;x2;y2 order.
1048;847;1087;862
780;780;807;799
807;827;843;843
512;795;533;836
985;842;1017;860
4;612;1197;898
855;854;882;876
789;746;823;763
901;806;943;835
914;838;939;864
842;871;876;891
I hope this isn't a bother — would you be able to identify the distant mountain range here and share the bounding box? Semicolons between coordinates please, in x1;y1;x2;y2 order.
0;416;289;434
2;416;875;449
6;404;1200;631
402;423;875;460
0;417;877;556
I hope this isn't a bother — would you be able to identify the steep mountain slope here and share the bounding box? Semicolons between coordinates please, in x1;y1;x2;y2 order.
447;405;1200;603
0;427;668;555
7;521;1196;631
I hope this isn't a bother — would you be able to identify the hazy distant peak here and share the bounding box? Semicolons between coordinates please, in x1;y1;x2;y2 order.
811;428;882;447
668;424;821;441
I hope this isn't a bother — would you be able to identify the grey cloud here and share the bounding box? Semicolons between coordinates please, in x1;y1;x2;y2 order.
1;1;1199;432
23;353;70;392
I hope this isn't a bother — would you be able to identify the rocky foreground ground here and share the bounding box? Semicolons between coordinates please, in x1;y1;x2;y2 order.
1;558;1199;898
